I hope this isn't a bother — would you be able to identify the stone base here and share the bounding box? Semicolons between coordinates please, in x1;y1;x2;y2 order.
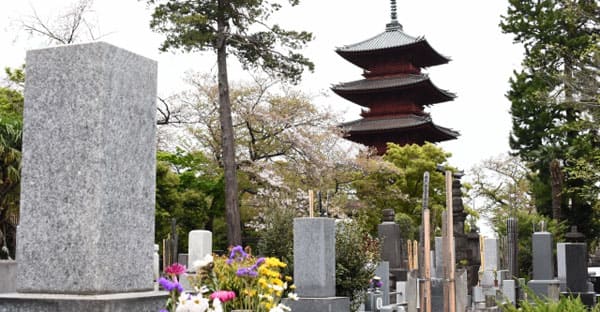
527;279;559;298
0;261;17;293
284;297;350;312
0;291;167;312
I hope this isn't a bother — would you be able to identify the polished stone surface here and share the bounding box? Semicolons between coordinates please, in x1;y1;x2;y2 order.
532;232;554;280
293;218;335;297
378;221;403;269
17;42;157;294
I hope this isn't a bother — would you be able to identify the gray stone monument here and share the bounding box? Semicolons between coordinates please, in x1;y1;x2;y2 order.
527;228;559;298
434;236;443;278
0;42;165;311
188;230;212;269
378;209;407;283
557;238;596;306
506;217;518;279
286;218;349;312
481;237;499;286
374;261;390;306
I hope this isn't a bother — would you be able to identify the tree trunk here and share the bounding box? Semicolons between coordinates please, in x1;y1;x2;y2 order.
216;0;242;246
549;159;562;221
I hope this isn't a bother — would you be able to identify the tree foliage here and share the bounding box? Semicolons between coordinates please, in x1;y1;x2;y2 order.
353;143;455;235
147;0;314;83
0;67;24;259
501;0;600;244
336;218;381;312
156;149;228;252
147;0;314;246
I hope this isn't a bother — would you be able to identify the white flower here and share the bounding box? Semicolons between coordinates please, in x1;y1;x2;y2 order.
176;293;209;312
287;292;299;301
269;303;292;312
193;254;214;270
208;298;223;312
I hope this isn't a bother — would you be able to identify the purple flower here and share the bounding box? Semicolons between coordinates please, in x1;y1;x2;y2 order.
227;245;249;264
236;267;258;277
159;309;168;312
158;277;183;292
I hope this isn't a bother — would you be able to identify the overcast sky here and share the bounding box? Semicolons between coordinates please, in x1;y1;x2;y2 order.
0;0;524;174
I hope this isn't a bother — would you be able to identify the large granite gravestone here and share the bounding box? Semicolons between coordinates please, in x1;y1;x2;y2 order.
527;229;559;298
378;209;406;283
286;218;349;312
374;261;390;306
0;42;165;310
481;238;499;286
557;242;596;306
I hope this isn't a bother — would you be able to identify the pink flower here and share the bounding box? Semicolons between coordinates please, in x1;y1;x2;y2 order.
210;290;236;302
165;263;186;276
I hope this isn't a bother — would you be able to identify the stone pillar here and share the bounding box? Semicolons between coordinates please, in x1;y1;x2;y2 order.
188;230;212;268
0;42;165;310
506;217;518;279
557;241;596;307
378;209;406;283
287;218;349;312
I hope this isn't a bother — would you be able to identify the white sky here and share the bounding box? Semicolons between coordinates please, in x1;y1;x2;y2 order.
0;0;523;174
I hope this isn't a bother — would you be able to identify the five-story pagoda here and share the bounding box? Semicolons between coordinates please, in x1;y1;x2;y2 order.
334;0;459;155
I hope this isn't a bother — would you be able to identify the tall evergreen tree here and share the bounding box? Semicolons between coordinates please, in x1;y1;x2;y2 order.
501;0;600;242
147;0;314;245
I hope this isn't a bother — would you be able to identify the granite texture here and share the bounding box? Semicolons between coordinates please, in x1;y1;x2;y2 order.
17;42;157;294
378;222;403;269
0;291;167;312
0;261;17;293
405;271;418;312
456;269;468;312
284;297;349;312
532;232;554;280
483;238;499;270
374;261;390;305
528;279;559;298
188;230;212;269
293;218;336;298
501;279;516;304
558;243;588;293
434;237;443;278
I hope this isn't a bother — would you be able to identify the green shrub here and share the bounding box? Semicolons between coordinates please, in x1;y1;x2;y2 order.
256;206;295;277
501;285;600;311
336;218;381;312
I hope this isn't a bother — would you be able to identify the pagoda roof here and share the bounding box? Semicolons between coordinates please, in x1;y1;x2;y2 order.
332;74;455;106
339;114;459;141
335;23;450;69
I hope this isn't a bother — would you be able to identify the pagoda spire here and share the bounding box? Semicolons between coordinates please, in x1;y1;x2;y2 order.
386;0;403;31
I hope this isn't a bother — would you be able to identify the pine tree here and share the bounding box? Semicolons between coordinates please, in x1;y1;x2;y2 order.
147;0;314;245
501;0;600;242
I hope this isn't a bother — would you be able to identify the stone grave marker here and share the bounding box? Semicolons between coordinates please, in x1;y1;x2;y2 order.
0;42;165;311
286;218;349;312
527;228;558;298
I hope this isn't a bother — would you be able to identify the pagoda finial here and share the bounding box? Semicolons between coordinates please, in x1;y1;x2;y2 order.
386;0;403;31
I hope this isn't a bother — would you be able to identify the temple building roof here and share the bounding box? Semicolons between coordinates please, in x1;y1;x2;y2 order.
332;74;455;106
340;114;459;139
335;22;450;69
